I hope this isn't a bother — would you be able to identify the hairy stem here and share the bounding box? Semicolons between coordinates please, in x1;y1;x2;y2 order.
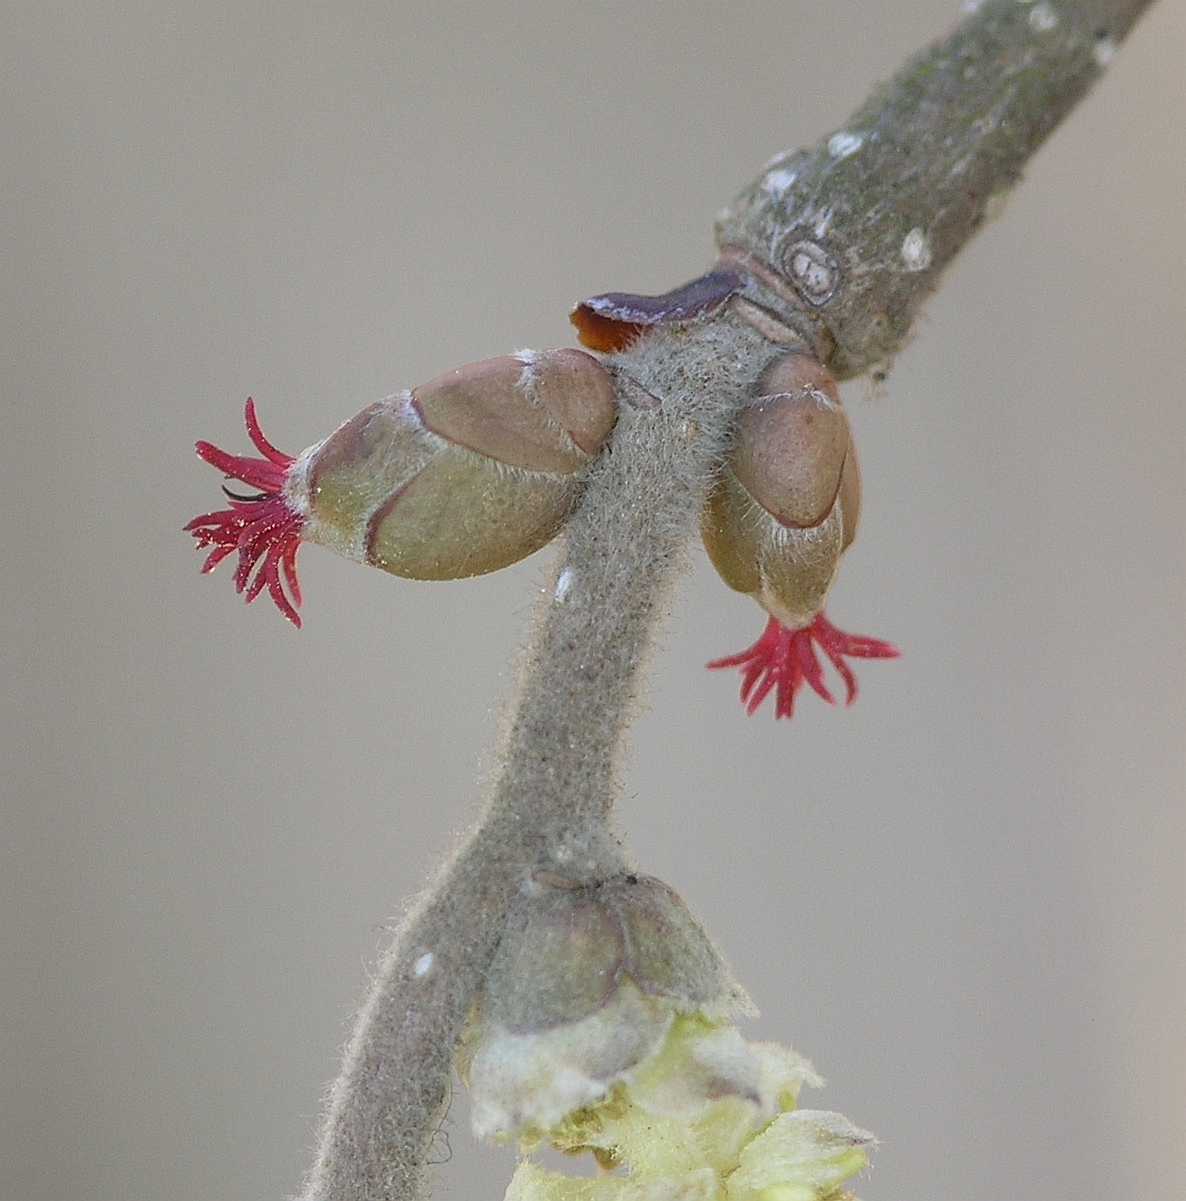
300;1;1154;1197
302;316;787;1201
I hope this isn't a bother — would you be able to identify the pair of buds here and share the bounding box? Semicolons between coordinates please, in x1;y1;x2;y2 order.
186;348;895;718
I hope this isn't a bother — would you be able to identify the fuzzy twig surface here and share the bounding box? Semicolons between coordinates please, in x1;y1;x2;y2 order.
299;2;1154;1198
302;314;788;1201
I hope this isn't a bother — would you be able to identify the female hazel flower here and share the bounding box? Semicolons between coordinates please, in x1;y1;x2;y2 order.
184;398;306;624
185;349;617;627
703;353;898;718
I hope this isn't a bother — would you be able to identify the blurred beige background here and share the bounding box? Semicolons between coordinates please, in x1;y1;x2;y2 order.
3;3;1183;1200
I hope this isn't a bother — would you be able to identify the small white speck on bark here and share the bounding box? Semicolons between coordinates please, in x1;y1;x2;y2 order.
900;227;933;271
1029;3;1059;32
1094;35;1117;65
827;131;864;159
762;168;798;195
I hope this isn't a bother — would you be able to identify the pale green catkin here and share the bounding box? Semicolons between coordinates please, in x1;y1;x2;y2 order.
299;2;1155;1198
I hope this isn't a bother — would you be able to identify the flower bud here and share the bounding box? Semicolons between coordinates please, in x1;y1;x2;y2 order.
458;872;752;1141
185;349;617;625
703;353;897;718
296;349;617;579
702;353;854;631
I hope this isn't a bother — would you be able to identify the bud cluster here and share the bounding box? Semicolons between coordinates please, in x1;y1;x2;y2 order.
186;340;894;716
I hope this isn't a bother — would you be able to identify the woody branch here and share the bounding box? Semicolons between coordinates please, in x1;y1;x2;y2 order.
298;2;1155;1199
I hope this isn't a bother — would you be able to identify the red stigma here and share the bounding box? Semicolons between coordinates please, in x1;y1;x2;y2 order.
184;399;306;627
707;612;899;719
